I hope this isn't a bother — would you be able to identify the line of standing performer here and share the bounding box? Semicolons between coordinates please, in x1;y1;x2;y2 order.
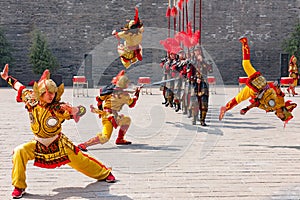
159;45;213;126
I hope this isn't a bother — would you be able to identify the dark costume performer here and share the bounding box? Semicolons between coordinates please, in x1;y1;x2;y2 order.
112;7;144;69
78;70;141;152
219;38;297;126
160;52;178;106
193;72;209;126
287;55;298;96
0;64;115;199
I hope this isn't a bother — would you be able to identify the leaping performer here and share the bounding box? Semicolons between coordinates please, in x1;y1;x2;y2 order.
219;37;297;126
112;7;144;69
78;70;141;152
1;64;115;199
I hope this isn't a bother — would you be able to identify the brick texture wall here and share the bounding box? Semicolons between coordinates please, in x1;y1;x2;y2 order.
0;0;299;86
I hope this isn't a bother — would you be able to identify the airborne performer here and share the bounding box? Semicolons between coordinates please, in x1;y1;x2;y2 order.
1;64;115;199
112;7;144;69
219;37;297;126
78;70;141;152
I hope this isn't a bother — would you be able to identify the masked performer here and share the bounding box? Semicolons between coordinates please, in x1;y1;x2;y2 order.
219;38;297;126
287;55;299;96
78;70;141;152
1;64;115;199
112;7;144;69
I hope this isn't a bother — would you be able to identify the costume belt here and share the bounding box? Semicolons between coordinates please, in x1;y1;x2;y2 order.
34;134;60;147
104;108;118;117
127;45;139;51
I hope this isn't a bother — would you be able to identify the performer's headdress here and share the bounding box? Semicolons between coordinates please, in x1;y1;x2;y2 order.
289;55;297;65
112;70;130;89
127;7;143;30
33;69;64;101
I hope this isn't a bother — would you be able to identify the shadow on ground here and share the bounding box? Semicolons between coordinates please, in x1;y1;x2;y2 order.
22;181;132;200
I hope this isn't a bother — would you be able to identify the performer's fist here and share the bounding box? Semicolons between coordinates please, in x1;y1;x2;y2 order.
112;30;116;35
90;105;96;113
1;64;9;80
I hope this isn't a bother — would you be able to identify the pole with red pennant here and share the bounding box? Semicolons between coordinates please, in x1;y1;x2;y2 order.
166;0;171;37
171;0;178;35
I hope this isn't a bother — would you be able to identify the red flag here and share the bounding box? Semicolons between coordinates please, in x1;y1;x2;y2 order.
160;37;181;54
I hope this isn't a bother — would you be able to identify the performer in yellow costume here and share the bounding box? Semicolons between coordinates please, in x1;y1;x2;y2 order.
1;64;115;199
287;55;298;96
112;7;144;69
78;70;141;151
219;38;297;126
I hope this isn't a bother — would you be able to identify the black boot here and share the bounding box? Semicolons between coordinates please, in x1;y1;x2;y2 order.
200;111;207;126
192;116;197;125
162;98;167;104
175;102;181;112
187;109;192;118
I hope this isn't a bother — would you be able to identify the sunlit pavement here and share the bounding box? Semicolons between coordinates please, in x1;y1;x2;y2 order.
1;86;300;200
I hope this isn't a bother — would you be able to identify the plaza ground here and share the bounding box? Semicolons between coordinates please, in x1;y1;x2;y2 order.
1;85;300;200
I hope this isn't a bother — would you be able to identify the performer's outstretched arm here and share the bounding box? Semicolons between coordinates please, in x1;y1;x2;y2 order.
1;64;25;92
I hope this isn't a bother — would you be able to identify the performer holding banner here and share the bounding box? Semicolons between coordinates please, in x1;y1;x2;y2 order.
78;70;141;151
1;64;115;199
112;7;144;69
219;38;297;126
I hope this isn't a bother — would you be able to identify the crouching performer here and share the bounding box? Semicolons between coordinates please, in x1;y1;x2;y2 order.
0;64;115;199
219;38;297;126
112;7;144;69
78;70;141;152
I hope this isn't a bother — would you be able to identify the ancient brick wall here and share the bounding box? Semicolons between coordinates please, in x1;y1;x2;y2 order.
0;0;299;86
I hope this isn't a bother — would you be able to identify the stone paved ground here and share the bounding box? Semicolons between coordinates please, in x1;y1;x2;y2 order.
1;85;300;200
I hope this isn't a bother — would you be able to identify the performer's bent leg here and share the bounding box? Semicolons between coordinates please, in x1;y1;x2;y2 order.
67;148;112;181
135;47;143;61
291;79;298;95
116;116;131;145
78;119;113;151
12;140;36;189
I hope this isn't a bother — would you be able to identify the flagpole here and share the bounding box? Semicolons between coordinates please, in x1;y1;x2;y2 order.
199;0;202;44
185;0;188;30
193;0;196;32
166;0;171;37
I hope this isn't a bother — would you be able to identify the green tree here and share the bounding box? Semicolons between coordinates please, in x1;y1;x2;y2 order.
0;27;14;67
29;29;59;75
282;23;300;59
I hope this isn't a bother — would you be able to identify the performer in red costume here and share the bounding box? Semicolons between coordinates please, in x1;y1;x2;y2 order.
287;55;299;96
219;38;297;126
1;64;115;199
112;7;144;69
78;70;141;152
